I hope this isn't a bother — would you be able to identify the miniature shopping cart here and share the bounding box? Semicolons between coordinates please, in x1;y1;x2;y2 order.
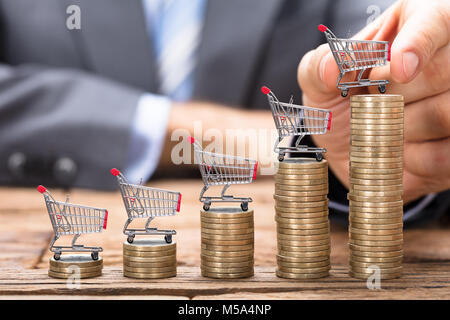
190;137;257;211
261;86;332;162
111;168;181;244
318;24;390;97
37;185;108;260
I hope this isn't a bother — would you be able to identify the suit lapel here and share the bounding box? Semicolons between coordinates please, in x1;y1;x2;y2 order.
74;0;157;91
194;0;284;105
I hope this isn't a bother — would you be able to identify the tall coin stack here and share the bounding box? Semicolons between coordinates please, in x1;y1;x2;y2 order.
348;94;404;280
123;239;177;279
201;208;254;279
274;158;331;279
48;255;103;279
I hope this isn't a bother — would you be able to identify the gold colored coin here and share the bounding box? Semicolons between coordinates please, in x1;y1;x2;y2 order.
349;199;403;208
201;249;254;257
123;260;176;268
200;222;254;230
350;173;403;181
275;183;328;192
124;270;176;279
201;260;254;268
350;255;403;263
276;254;329;263
202;227;254;235
201;243;254;252
276;221;330;230
351;140;403;147
276;173;328;180
349;238;403;247
201;217;253;224
49;255;103;268
351;133;404;141
349;227;402;236
351;123;404;130
277;158;328;169
123;248;176;257
351;95;404;102
274;177;328;186
349;179;403;188
350;183;403;191
276;168;328;175
200;232;254;241
349;204;403;213
351;107;404;114
275;205;328;214
349;243;403;252
201;238;254;246
201;265;253;273
277;232;329;241
276;210;328;219
278;249;330;258
350;222;403;230
350;158;402;165
276;200;328;209
277;226;329;236
276;269;329;279
275;216;328;225
350;249;403;258
123;254;176;263
350;118;404;125
348;194;402;203
350;145;403;153
350;265;402;274
49;265;102;273
277;238;330;247
277;260;330;268
123;239;176;252
200;209;254;219
278;244;330;252
350;232;403;241
349;211;403;219
273;194;328;203
277;265;331;274
351;112;403;119
201;254;254;263
350;151;403;158
349;271;401;280
350;216;403;225
350;161;403;169
48;270;102;279
350;189;403;197
275;189;328;197
123;265;177;273
201;270;253;279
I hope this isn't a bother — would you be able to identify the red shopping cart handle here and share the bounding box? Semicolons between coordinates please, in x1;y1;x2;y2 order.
253;162;258;180
177;194;182;212
111;168;120;176
37;185;47;194
327;112;333;131
261;86;271;95
188;136;195;144
103;210;108;229
318;24;328;32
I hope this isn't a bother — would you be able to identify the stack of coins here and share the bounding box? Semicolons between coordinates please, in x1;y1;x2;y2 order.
274;158;331;279
200;208;254;279
348;94;404;280
123;239;177;279
48;254;103;279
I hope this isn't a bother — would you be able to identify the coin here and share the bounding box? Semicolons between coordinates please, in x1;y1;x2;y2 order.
351;123;404;130
275;205;328;213
350;118;404;125
202;227;254;235
49;255;103;268
200;222;254;230
276;168;328;175
351;95;403;102
350;265;402;274
349;204;403;213
201;270;253;279
123;265;177;273
277;265;331;273
201;249;254;257
276;254;329;263
275;216;328;224
277;238;330;247
200;232;254;241
278;244;330;252
348;194;403;203
278;249;330;258
200;209;254;219
351;107;404;114
277;158;328;168
349;227;402;236
275;189;328;197
276;269;328;279
276;200;328;209
277;260;330;268
201;217;253;224
124;270;176;279
350;222;403;230
276;173;329;180
349;271;401;280
350;183;402;190
350;145;403;152
349;200;403;209
349;239;403;247
201;238;254;246
201;243;254;251
123;260;176;268
350;249;403;258
351;112;403;119
275;183;328;192
201;265;253;273
201;260;254;268
273;194;328;202
350;151;403;158
350;158;402;166
123;248;176;257
123;254;176;263
274;177;328;186
351;133;403;141
350;255;402;263
349;211;403;219
277;226;329;236
349;190;403;197
350;216;403;225
276;222;330;230
277;232;329;241
201;254;253;263
351;140;403;147
350;232;403;241
123;239;176;252
48;270;102;279
49;265;102;273
276;210;328;219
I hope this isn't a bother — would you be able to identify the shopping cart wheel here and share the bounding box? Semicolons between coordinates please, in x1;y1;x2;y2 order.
164;234;173;244
341;89;348;97
127;235;135;244
91;252;99;261
315;153;323;162
240;202;248;211
278;153;285;162
378;84;386;94
203;203;211;211
53;253;61;260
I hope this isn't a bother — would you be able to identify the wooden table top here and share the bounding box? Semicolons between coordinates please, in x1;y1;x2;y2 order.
0;179;449;300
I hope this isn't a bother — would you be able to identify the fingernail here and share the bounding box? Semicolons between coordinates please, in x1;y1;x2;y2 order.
402;51;419;80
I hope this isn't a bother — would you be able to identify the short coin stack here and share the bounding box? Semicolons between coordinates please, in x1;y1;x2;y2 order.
48;255;103;279
274;158;331;279
348;94;404;280
123;239;177;279
201;208;254;279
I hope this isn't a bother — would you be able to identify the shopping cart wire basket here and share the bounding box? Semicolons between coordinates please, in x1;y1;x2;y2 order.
189;136;257;211
37;185;108;260
111;168;181;244
319;24;390;97
261;86;332;162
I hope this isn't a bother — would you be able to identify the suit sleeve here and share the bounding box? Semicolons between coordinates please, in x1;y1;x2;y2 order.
0;63;144;189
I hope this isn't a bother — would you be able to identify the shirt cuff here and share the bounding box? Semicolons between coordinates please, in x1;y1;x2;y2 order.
123;93;171;184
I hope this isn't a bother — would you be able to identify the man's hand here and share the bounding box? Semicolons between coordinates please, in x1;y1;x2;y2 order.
298;0;450;203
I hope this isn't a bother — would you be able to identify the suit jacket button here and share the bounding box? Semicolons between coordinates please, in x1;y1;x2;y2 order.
54;157;77;185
